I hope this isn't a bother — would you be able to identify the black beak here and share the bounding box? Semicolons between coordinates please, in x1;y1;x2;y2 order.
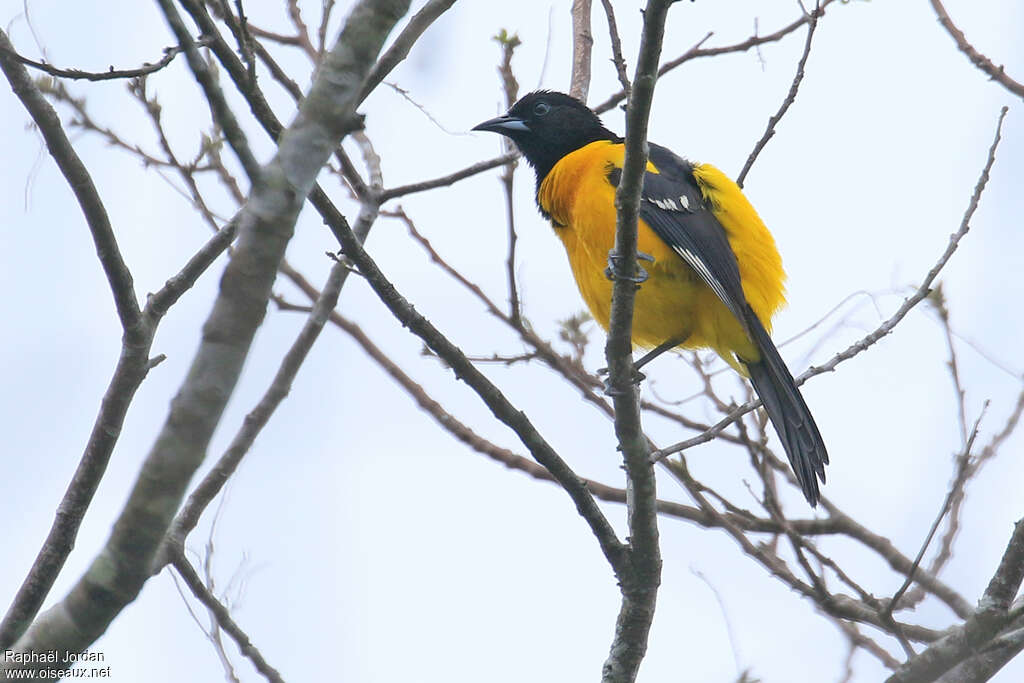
472;114;530;135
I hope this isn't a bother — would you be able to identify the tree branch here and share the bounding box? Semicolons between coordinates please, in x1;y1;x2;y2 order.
598;0;630;97
378;152;519;201
592;0;837;115
358;0;457;103
569;0;593;101
929;0;1024;100
1;0;409;671
737;1;819;188
0;30;140;331
601;2;674;680
168;548;284;683
157;255;353;569
0;27;159;648
886;520;1024;682
327;200;628;581
158;0;262;181
0;40;203;81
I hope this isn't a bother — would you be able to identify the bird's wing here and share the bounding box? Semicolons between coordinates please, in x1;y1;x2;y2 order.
607;143;750;334
607;143;828;504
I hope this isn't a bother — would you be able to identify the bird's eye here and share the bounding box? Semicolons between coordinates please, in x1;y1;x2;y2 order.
533;102;551;117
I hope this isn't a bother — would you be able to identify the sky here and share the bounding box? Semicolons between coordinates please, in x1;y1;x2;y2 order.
1;0;1023;681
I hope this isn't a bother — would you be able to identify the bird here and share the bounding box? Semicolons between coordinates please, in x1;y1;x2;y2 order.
473;90;829;506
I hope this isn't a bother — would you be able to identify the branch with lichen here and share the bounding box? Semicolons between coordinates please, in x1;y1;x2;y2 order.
1;0;410;673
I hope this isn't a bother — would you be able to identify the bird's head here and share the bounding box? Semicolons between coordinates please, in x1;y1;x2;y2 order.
473;90;618;183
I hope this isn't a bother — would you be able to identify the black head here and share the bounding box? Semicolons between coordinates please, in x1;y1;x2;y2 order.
473;91;619;184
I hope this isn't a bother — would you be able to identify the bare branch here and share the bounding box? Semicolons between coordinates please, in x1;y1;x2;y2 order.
598;0;630;97
897;291;979;611
2;0;409;669
834;619;902;671
929;0;1024;100
935;615;1024;682
0;30;140;331
168;549;284;683
158;0;262;181
601;2;676;680
284;0;317;59
981;520;1024;614
666;458;942;643
494;33;522;323
175;0;387;282
378;153;518;202
822;503;974;620
737;2;820;188
796;106;1008;380
569;0;593;101
201;0;312;58
592;0;837;115
0;27;155;647
328;195;629;586
318;0;337;57
0;40;203;81
886;408;986;619
359;0;458;104
886;520;1024;682
158;255;353;567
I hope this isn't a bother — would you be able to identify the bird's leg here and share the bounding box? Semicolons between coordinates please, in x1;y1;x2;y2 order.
599;336;688;395
605;249;655;283
633;336;687;372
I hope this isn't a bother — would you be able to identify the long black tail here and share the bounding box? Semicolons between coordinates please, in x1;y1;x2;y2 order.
741;305;828;506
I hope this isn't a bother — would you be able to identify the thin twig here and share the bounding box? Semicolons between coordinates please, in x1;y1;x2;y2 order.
168;549;284;683
284;0;317;59
893;289;975;611
494;33;522;323
737;1;820;188
598;0;630;97
159;0;262;181
317;0;336;59
0;30;139;330
929;0;1024;100
883;409;985;650
378;153;519;201
886;520;1024;682
0;40;205;81
592;0;836;115
384;82;468;135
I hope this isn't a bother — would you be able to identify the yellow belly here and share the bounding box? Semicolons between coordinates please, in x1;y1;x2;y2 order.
537;140;786;366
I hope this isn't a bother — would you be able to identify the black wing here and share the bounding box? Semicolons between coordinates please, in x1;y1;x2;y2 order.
608;143;829;505
608;144;750;331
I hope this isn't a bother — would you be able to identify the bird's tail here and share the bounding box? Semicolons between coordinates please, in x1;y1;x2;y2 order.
741;306;828;506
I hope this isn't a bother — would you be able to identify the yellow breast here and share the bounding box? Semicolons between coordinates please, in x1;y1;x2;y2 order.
537;140;786;365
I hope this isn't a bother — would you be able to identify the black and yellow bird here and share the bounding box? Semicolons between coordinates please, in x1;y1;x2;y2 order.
473;90;828;505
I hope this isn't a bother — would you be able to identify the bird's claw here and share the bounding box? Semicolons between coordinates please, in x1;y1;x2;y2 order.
600;368;646;396
605;250;655;284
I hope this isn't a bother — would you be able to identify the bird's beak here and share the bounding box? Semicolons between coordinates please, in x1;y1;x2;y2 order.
472;114;530;135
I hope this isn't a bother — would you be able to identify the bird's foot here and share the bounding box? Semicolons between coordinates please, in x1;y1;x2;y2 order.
605;250;655;284
598;365;647;396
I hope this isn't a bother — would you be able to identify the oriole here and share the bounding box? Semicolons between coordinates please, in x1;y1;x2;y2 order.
474;90;828;505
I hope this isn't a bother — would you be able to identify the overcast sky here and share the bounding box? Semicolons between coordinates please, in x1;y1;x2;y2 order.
2;1;1023;681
